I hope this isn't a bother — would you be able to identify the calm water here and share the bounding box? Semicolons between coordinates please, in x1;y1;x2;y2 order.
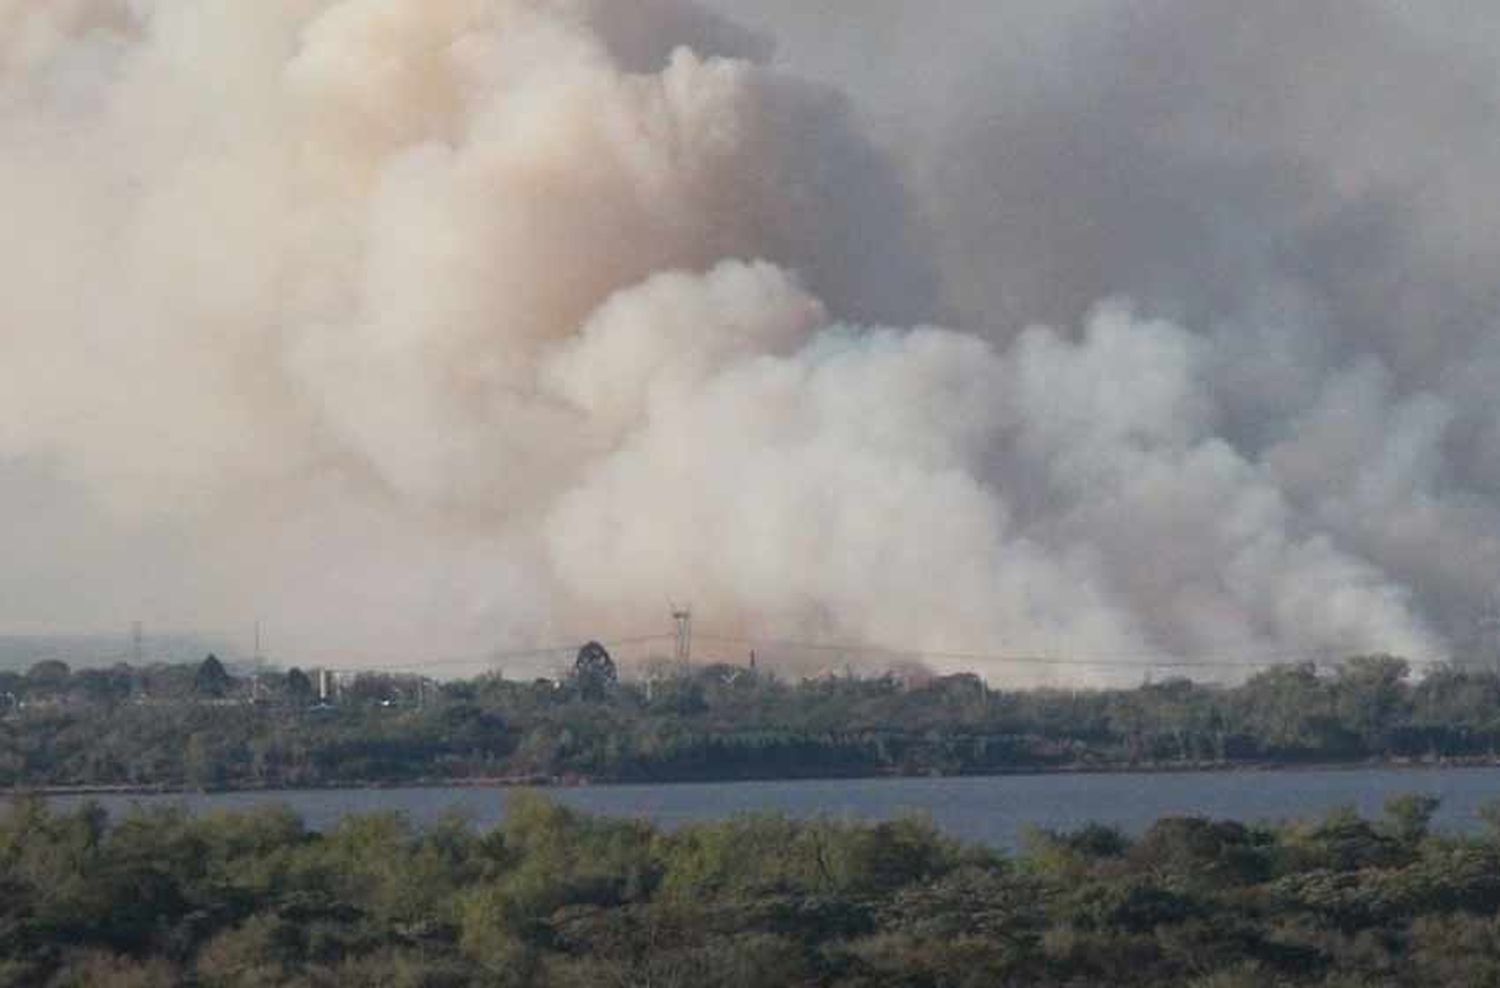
28;767;1500;851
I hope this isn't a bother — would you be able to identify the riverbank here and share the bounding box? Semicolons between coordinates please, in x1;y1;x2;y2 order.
8;652;1498;803
11;752;1500;799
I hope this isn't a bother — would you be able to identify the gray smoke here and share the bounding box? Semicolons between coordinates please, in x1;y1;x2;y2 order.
906;0;1500;665
1;0;1494;680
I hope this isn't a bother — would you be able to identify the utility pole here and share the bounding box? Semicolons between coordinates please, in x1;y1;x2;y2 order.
1475;597;1500;675
253;619;263;666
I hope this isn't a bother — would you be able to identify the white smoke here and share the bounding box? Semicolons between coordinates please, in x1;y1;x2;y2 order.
0;0;1474;679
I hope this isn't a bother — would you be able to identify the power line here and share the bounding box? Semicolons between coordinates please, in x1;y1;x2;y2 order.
5;622;1447;679
349;633;676;674
690;632;1447;672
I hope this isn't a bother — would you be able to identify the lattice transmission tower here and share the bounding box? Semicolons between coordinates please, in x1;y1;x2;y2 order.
671;605;692;665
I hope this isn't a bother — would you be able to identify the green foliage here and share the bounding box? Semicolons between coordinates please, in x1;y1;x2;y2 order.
5;654;1492;792
1382;792;1440;846
25;660;71;688
570;643;617;703
3;795;1499;985
1128;816;1272;888
195;655;233;699
284;668;314;702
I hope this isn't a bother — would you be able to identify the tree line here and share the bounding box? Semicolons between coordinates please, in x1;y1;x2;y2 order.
4;653;1500;789
5;790;1500;986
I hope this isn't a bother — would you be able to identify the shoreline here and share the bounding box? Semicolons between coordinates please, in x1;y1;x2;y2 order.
10;754;1500;799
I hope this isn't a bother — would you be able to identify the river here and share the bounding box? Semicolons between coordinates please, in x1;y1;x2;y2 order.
23;765;1500;850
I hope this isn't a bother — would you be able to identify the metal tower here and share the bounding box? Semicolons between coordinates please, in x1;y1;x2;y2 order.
672;606;692;665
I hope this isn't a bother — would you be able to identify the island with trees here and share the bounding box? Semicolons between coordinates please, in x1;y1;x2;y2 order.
3;650;1500;792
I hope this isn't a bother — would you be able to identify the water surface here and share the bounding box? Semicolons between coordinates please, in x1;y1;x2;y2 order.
31;766;1500;851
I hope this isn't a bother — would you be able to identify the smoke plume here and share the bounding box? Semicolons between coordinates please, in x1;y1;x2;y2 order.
2;0;1492;680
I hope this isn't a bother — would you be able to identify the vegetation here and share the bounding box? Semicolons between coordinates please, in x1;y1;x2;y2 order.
4;653;1500;790
6;791;1500;986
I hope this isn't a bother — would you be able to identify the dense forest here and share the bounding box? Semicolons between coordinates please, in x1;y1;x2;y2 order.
4;653;1500;790
6;791;1500;986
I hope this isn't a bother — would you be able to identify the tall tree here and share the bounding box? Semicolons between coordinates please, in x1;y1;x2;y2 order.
572;642;617;701
285;667;314;702
194;654;232;698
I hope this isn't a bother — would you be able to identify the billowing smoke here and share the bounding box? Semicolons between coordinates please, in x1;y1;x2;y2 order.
0;0;1489;680
906;0;1500;671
